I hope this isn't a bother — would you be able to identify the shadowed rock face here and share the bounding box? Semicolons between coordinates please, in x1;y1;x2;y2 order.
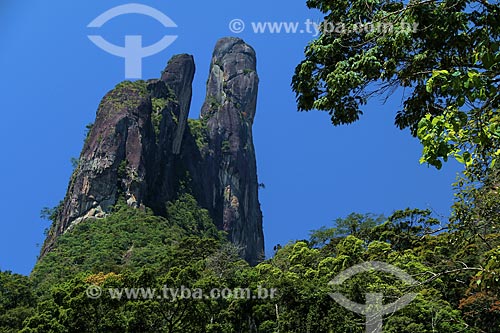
199;37;264;265
145;54;196;215
40;38;264;266
41;81;156;256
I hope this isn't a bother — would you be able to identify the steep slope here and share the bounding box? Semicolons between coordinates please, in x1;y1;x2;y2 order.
40;38;264;265
197;37;264;264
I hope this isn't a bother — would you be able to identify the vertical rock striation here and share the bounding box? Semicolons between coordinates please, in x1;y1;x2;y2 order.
145;54;196;215
41;80;155;257
40;38;264;265
199;37;264;264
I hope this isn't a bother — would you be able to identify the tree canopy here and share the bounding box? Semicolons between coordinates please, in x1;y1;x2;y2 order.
292;0;499;175
2;1;500;332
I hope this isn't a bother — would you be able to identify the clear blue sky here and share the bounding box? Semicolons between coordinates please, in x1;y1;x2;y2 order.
0;0;462;275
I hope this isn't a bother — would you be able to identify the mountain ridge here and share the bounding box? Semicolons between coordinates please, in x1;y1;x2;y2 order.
40;37;264;265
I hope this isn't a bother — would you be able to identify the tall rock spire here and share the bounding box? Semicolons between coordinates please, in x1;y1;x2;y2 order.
40;38;264;265
199;37;264;264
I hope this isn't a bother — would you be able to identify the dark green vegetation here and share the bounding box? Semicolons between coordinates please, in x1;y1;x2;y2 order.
292;0;499;178
188;119;209;151
2;192;500;332
31;195;222;299
0;272;36;332
100;81;149;113
151;97;167;137
1;1;499;331
115;81;149;99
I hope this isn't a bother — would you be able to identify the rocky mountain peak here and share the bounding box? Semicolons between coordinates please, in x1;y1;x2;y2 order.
40;38;264;265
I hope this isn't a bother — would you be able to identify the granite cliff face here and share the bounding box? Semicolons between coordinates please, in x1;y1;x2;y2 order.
199;38;263;264
41;37;264;265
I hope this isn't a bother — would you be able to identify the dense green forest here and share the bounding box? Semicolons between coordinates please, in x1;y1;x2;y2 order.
1;186;499;332
1;0;499;332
